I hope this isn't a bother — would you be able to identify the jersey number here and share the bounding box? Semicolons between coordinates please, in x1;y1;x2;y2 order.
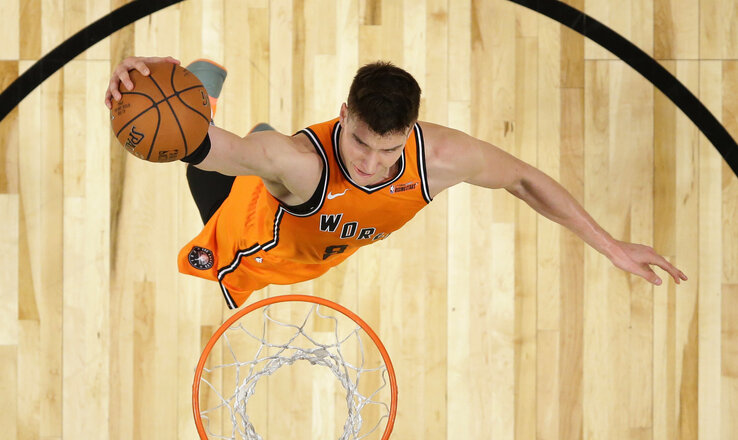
323;245;348;260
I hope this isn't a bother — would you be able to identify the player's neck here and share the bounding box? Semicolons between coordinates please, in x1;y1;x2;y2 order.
375;162;400;185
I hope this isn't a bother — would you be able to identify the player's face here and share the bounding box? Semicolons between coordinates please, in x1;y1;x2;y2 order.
338;104;411;186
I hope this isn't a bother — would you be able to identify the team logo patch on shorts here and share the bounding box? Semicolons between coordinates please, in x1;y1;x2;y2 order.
188;246;214;270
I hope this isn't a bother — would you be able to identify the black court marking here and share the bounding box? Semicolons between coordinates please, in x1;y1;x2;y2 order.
0;0;184;123
506;0;738;177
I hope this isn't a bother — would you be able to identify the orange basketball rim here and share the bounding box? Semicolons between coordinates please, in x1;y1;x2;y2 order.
192;294;398;439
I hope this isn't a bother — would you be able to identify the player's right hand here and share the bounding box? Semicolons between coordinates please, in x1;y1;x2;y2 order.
105;56;180;109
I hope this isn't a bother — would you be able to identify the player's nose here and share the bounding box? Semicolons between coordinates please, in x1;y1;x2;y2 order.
362;151;380;174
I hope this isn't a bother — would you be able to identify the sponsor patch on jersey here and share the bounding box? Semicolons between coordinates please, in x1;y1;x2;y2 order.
389;182;418;194
188;246;214;270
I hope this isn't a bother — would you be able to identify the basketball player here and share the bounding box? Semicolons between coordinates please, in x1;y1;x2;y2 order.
105;56;687;309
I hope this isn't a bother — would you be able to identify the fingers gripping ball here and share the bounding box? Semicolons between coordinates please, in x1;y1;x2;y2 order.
110;62;211;162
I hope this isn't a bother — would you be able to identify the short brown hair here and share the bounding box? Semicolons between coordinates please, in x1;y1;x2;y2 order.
346;61;421;136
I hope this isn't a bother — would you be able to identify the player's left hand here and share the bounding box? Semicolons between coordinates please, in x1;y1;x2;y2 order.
606;240;688;286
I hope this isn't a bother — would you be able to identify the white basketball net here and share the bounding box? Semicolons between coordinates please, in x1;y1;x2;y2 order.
197;301;393;439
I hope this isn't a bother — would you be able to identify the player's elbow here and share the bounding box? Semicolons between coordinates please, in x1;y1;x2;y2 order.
504;177;527;199
503;163;535;199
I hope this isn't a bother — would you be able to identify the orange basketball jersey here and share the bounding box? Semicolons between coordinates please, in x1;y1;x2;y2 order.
178;118;432;308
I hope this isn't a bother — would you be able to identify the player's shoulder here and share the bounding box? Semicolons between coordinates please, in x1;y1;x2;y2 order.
417;121;477;167
246;128;324;204
417;121;486;195
243;128;324;178
270;118;338;156
417;120;460;146
245;128;315;154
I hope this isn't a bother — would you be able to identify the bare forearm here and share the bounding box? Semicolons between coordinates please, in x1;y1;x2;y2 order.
451;132;686;285
509;167;616;257
506;166;688;285
196;125;290;180
195;126;256;175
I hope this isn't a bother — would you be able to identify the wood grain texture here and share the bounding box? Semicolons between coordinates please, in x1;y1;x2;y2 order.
19;0;40;60
0;61;19;194
0;0;736;438
654;0;699;59
698;60;723;440
700;0;738;59
0;0;19;60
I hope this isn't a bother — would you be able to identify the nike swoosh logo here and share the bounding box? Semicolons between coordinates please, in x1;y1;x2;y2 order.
327;189;348;200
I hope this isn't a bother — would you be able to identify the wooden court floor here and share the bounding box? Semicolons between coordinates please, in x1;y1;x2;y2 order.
0;0;737;439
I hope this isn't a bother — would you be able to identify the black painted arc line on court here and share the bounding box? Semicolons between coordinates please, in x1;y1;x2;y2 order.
0;0;185;123
507;0;738;178
3;0;735;179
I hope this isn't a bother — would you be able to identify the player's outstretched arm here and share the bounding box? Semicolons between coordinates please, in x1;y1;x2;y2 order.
493;162;688;286
424;122;688;286
197;126;322;189
104;56;322;204
192;126;322;206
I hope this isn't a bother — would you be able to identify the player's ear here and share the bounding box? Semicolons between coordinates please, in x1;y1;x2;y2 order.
404;124;414;139
339;103;349;125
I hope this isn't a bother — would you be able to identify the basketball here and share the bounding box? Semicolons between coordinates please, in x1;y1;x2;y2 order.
110;62;211;162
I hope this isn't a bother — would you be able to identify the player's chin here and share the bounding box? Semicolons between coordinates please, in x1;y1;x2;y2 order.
350;166;374;183
352;173;374;185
